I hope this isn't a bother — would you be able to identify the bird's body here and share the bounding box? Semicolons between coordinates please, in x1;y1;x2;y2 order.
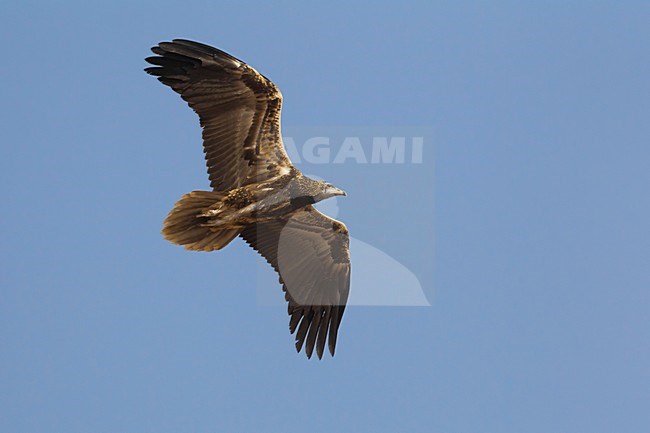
145;39;350;359
198;168;345;228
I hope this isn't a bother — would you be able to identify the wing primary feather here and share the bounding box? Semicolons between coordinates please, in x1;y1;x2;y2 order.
294;309;314;353
172;39;242;63
328;306;344;356
316;307;331;360
172;38;223;55
305;309;323;359
289;307;302;333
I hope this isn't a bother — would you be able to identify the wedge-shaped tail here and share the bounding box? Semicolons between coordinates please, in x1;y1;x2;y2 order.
162;191;240;251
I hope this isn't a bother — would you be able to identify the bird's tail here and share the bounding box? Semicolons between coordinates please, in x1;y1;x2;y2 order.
162;191;240;251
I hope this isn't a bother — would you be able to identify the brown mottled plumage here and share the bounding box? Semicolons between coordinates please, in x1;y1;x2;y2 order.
145;39;350;359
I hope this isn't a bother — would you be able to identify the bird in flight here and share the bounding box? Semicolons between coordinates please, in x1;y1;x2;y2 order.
145;39;350;359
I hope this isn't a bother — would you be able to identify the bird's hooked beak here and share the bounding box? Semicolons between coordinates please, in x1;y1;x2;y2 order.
326;186;347;197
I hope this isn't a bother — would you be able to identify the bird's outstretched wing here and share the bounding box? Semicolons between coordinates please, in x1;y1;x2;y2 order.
145;39;293;191
240;206;351;359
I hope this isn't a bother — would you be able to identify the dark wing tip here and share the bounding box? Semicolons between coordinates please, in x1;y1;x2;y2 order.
172;39;247;65
144;41;211;89
147;39;243;71
171;38;220;53
289;306;336;360
328;334;338;357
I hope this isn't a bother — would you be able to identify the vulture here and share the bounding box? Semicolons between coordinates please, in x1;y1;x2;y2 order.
145;39;350;359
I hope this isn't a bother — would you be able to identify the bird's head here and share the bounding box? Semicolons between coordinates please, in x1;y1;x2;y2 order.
290;176;347;206
315;181;347;201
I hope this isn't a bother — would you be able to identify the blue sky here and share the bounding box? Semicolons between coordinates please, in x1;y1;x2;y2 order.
1;1;649;432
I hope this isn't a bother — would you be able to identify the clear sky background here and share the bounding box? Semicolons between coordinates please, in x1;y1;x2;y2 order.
1;2;649;432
